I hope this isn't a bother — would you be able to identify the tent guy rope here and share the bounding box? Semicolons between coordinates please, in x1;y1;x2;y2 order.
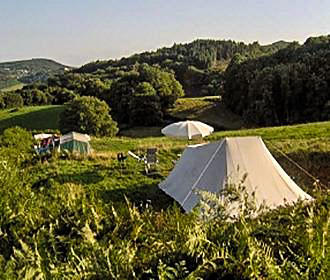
266;141;328;189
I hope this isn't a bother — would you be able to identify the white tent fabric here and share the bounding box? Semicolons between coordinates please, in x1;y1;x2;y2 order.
161;120;214;139
60;132;90;144
159;136;313;212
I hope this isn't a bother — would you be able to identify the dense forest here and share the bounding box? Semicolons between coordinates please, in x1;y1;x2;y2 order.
75;39;291;97
7;64;184;127
223;35;330;125
77;40;290;72
2;36;330;129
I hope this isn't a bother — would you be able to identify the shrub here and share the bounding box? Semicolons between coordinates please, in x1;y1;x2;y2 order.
0;92;24;109
108;64;184;126
48;86;77;104
0;126;33;152
0;126;33;164
19;88;52;105
0;94;5;109
59;96;118;137
128;82;163;126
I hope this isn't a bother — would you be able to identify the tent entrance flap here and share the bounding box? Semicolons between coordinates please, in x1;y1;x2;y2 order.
181;140;226;211
159;140;228;212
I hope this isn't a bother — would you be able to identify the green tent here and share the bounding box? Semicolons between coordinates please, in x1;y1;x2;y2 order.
60;132;91;154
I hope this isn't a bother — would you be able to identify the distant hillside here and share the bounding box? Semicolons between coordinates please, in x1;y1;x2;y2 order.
75;39;292;96
0;58;71;91
10;35;330;130
261;40;293;52
77;39;292;73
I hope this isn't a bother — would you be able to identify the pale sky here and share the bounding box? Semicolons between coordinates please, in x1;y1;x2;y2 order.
1;0;329;66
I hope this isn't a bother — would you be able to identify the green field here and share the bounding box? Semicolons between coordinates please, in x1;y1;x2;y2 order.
0;104;329;189
0;105;65;132
93;121;330;190
0;79;22;91
0;104;328;189
0;97;243;133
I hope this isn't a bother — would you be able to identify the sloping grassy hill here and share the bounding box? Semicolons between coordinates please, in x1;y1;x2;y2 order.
120;96;245;136
0;79;23;92
1;102;327;203
0;58;68;72
167;96;244;130
1;102;327;199
0;105;65;131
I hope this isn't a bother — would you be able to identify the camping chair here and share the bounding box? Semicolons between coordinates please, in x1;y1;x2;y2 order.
144;148;158;174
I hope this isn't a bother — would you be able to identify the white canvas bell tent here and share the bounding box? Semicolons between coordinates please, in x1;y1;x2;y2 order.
159;136;312;212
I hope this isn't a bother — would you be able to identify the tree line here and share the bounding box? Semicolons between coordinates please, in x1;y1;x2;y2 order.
3;35;329;132
223;35;330;125
75;39;290;97
7;64;184;129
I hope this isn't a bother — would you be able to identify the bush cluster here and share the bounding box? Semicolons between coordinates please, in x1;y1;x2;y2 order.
15;64;184;128
59;96;118;137
0;92;24;109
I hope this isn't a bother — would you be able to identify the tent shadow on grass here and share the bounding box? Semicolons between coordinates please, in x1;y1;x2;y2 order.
32;170;105;190
99;183;175;211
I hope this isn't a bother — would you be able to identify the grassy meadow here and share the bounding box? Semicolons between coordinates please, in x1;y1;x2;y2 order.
27;121;329;216
0;96;243;133
0;103;329;211
0;102;329;278
91;121;330;199
0;105;65;132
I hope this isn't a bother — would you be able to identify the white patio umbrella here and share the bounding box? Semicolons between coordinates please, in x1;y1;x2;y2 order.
161;120;214;140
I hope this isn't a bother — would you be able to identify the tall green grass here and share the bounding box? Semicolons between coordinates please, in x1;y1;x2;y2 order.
0;155;328;279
